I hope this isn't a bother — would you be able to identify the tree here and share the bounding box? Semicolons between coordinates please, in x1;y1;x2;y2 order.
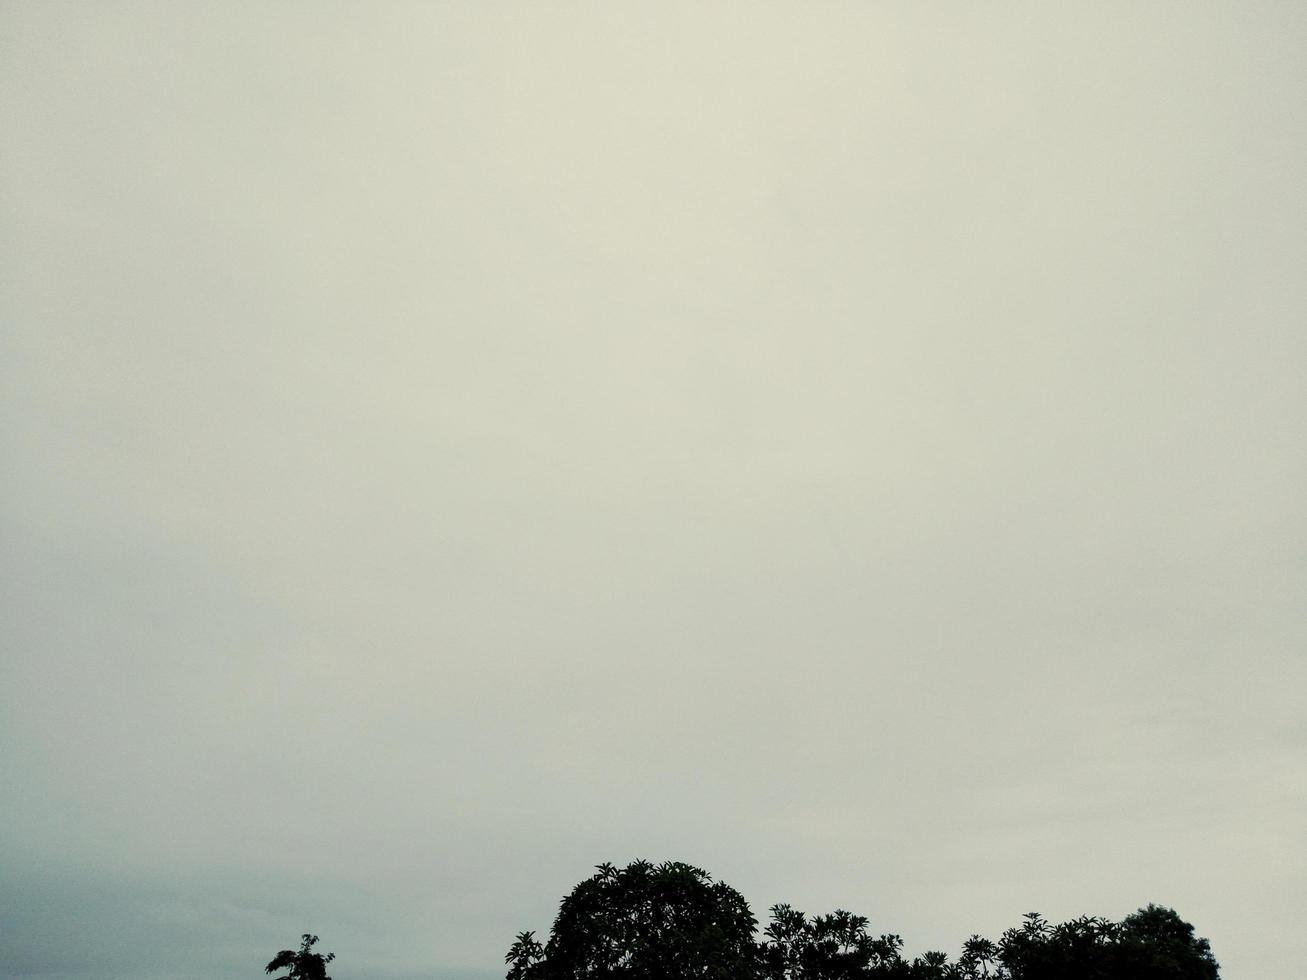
265;934;335;980
505;861;1221;980
505;860;761;980
908;950;955;980
760;903;913;979
994;907;1220;980
1109;904;1220;980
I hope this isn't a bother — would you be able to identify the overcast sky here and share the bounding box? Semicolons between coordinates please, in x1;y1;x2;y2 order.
2;3;1304;979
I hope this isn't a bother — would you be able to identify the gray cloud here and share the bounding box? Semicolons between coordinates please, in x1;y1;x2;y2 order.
3;3;1304;978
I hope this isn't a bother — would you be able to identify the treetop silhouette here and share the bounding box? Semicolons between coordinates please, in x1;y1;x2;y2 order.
506;859;1220;980
507;859;758;980
265;933;335;980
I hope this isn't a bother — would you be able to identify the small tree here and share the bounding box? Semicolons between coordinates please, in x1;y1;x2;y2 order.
266;934;335;980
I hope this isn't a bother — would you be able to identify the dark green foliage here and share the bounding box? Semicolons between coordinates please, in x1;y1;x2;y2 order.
505;860;760;980
1114;904;1221;980
265;934;335;980
907;950;954;980
995;905;1219;980
760;904;911;979
507;862;1221;980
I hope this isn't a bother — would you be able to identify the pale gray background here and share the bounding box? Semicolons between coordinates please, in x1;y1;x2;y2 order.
2;3;1304;978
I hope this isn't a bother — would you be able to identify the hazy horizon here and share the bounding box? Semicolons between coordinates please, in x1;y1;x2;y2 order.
3;3;1304;978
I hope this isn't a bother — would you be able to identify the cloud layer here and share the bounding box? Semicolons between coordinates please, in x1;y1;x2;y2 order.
3;4;1304;978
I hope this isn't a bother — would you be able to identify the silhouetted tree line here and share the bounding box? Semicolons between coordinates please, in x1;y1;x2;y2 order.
261;863;1219;980
504;860;1220;980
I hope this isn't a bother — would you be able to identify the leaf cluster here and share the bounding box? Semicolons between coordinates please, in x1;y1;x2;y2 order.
265;934;335;980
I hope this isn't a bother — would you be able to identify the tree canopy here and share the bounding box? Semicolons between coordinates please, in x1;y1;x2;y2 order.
506;860;759;980
506;860;1220;980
